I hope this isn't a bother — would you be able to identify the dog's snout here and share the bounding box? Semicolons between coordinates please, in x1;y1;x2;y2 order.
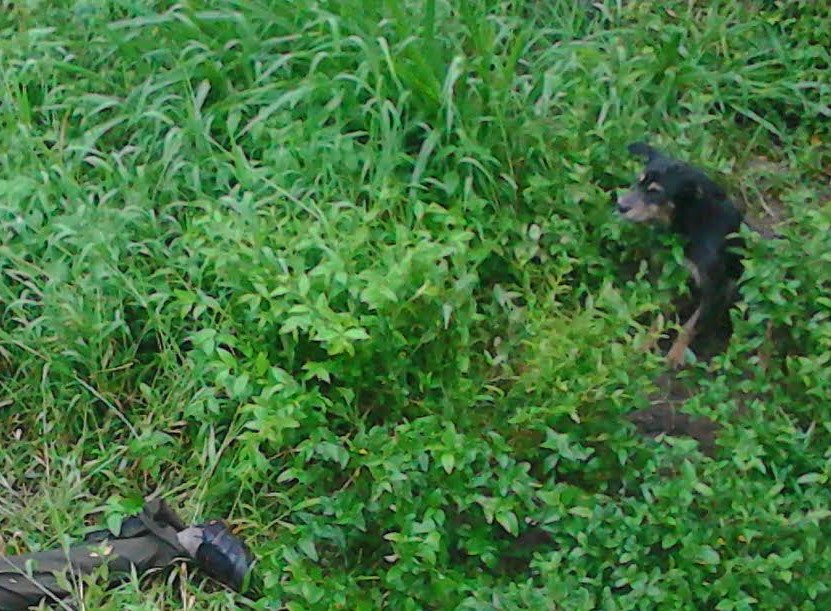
616;189;643;215
616;192;634;213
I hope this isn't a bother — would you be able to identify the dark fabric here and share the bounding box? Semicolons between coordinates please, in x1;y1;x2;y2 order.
0;499;187;611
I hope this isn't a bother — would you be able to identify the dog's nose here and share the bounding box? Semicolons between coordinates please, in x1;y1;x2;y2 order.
616;190;638;214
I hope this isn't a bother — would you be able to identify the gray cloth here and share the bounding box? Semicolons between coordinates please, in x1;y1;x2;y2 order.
0;499;189;610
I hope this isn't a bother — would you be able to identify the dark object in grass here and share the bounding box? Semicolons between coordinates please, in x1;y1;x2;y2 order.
627;404;722;458
616;141;745;368
0;497;254;610
191;519;253;594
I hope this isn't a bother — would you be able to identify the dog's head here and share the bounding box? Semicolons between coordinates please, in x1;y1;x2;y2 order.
616;142;700;224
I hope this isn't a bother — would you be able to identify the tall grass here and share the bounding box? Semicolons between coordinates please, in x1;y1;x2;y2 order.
1;0;830;608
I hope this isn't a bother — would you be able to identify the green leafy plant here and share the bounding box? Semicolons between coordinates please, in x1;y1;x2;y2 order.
1;0;829;608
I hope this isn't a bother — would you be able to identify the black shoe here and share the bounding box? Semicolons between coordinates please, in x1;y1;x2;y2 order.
179;520;254;593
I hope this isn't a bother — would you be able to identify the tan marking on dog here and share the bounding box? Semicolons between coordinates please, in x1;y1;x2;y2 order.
648;201;674;225
646;182;664;192
622;201;672;224
667;306;701;368
618;182;674;224
622;203;656;222
684;259;702;287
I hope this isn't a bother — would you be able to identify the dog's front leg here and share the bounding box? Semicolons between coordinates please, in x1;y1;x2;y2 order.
667;306;702;368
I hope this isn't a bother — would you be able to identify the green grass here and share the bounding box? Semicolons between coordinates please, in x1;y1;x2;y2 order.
1;0;830;608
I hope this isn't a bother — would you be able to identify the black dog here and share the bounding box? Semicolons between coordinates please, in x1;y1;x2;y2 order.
617;142;744;367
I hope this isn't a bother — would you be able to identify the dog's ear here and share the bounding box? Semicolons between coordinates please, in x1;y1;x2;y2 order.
627;141;660;161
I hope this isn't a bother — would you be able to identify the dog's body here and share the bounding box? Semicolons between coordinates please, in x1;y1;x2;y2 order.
617;142;744;367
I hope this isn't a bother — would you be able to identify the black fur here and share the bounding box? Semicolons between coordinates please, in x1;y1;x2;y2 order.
619;142;745;363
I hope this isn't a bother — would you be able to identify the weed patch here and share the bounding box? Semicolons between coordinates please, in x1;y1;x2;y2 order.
1;0;830;608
